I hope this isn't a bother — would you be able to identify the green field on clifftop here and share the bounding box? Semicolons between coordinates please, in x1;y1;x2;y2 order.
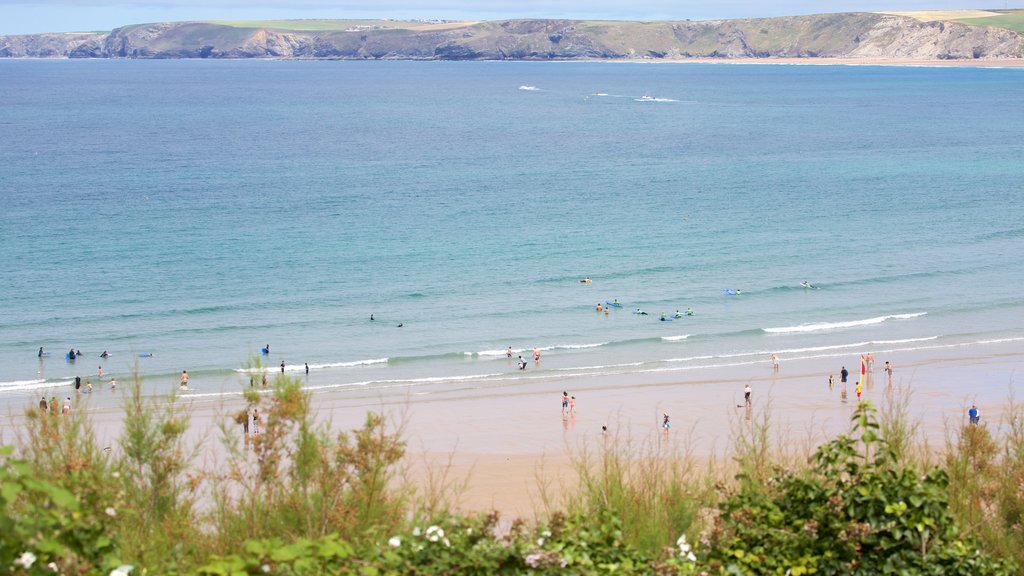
955;11;1024;33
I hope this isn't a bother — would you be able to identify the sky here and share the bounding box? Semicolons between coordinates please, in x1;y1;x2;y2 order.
1;0;1019;35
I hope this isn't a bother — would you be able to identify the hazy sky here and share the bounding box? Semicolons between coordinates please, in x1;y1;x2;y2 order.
2;0;1018;35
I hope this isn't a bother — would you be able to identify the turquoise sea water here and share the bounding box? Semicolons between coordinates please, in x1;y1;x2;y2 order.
1;60;1022;405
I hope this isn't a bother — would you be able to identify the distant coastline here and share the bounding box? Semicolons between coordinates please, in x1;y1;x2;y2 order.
2;11;1022;62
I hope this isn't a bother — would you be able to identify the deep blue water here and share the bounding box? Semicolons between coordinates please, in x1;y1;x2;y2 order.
1;59;1022;402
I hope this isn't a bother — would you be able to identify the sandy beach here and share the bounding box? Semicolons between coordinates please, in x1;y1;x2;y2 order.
6;340;1022;519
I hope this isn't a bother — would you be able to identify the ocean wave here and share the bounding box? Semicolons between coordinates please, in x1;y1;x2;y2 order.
763;313;926;334
469;342;610;357
0;378;73;392
234;357;389;374
661;334;691;342
518;85;541;91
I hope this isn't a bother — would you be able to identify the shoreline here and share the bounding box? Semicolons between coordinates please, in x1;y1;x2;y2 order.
1;56;1022;69
4;339;1021;518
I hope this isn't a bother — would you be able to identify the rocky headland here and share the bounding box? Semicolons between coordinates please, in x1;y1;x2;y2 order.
1;12;1022;61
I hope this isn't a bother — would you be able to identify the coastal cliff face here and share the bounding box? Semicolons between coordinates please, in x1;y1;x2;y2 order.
1;13;1021;60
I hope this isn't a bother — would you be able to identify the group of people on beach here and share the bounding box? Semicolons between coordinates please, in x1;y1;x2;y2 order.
38;395;73;416
508;346;541;370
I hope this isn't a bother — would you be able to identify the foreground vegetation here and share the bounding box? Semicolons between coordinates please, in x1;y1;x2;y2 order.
3;372;1024;575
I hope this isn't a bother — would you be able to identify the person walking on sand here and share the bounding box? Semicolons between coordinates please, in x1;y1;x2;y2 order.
771;354;779;372
856;381;863;401
840;366;849;384
39;396;47;412
180;370;189;389
561;391;569;415
744;383;752;408
884;361;893;383
969;404;980;425
828;374;834;391
570;395;576;415
662;413;671;431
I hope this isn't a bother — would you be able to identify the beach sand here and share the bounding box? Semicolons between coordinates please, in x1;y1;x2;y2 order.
4;340;1022;519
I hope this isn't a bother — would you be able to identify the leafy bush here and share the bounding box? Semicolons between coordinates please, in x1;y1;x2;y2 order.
704;402;1015;575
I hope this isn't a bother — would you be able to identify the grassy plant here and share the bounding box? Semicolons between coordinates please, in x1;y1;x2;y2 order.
209;369;408;550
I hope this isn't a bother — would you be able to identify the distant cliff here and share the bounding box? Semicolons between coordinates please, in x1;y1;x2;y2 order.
2;13;1022;60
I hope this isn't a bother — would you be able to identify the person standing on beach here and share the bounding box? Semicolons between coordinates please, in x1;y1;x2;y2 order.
280;361;285;373
771;354;779;372
305;362;309;375
840;366;849;384
884;361;893;384
49;396;57;414
969;405;980;425
39;396;47;412
180;370;189;389
662;413;671;430
261;373;268;387
75;376;81;391
562;391;569;415
744;383;752;407
62;397;71;415
533;347;541;363
98;365;103;379
828;374;834;390
570;395;576;415
856;381;863;401
506;346;513;358
252;408;260;435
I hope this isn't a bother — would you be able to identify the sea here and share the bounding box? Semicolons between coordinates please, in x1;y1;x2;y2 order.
1;59;1022;409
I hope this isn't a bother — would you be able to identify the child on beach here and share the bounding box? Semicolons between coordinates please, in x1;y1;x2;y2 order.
744;383;752;407
533;347;540;362
570;395;576;415
771;354;779;371
856;382;863;401
662;413;671;430
828;374;834;391
180;370;189;389
561;391;569;415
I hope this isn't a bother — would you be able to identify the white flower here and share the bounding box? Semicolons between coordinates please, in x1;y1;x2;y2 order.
412;526;421;536
687;552;697;562
537;537;545;546
442;537;450;548
388;536;401;548
542;529;552;538
14;552;36;569
105;507;117;517
676;534;691;555
426;525;444;542
47;561;58;573
261;564;271;573
109;566;134;576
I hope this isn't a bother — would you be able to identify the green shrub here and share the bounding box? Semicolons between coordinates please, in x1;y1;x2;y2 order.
705;402;1015;575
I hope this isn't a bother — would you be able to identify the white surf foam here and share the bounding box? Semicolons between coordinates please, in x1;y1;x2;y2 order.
661;334;691;342
763;312;926;334
518;85;541;91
